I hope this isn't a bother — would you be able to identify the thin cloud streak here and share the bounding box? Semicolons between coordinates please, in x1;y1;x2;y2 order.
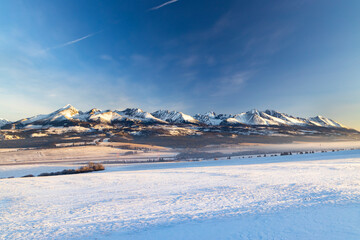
46;31;102;51
149;0;179;11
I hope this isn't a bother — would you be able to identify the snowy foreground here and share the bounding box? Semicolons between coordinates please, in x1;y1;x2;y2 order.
1;150;360;239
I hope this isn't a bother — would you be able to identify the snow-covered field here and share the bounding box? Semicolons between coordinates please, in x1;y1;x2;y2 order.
0;164;80;178
0;144;176;166
1;150;360;239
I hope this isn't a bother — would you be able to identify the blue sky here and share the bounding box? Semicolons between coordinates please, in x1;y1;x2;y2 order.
0;0;360;129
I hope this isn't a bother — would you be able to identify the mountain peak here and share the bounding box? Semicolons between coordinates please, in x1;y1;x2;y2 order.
86;108;102;115
204;111;216;117
61;104;75;110
55;104;79;116
264;109;278;115
309;115;346;128
248;109;260;115
121;108;144;114
0;118;11;128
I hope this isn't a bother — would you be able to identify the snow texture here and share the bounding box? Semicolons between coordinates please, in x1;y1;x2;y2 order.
1;150;360;239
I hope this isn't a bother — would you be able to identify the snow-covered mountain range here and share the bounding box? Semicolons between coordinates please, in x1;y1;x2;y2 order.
195;109;346;128
1;104;348;129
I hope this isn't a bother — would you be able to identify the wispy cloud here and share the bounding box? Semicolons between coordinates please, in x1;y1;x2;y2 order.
211;71;254;97
149;0;179;11
100;54;113;61
46;31;102;51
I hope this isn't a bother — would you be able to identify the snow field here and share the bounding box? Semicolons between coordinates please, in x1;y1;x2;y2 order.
1;150;360;239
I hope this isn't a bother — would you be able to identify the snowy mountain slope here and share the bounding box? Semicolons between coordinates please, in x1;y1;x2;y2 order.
116;108;167;123
264;110;308;125
152;110;198;124
308;116;346;128
88;110;124;123
220;117;242;125
228;109;306;126
0;118;10;128
233;110;281;125
18;104;80;125
194;111;230;125
72;108;101;122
